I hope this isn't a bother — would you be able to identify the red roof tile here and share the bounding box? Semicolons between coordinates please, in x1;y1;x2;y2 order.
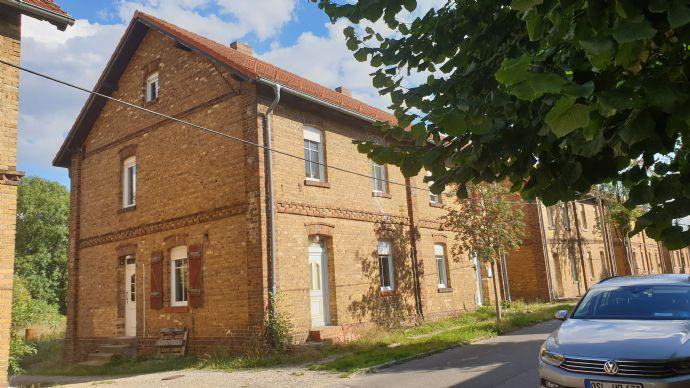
135;12;395;124
22;0;70;17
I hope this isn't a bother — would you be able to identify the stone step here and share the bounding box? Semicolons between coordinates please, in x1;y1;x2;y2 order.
89;352;115;359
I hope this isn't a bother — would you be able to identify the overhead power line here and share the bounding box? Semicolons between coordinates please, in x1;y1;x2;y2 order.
1;59;597;206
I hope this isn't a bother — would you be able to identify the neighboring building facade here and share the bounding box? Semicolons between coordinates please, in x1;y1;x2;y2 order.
54;13;485;361
0;1;72;384
506;198;670;301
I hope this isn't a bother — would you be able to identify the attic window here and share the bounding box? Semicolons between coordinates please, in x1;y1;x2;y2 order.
146;72;159;102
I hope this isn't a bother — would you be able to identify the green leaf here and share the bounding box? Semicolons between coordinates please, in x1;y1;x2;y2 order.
668;0;690;28
439;110;469;136
611;19;657;43
545;97;591;137
649;0;668;12
525;10;546;41
354;48;369;62
563;81;595;98
401;156;423;177
495;55;531;86
511;0;543;12
619;112;655;145
402;0;416;12
580;36;615;68
614;41;646;69
509;73;567;100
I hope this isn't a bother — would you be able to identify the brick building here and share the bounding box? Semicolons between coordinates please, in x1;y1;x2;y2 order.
0;0;72;384
54;12;488;361
505;198;669;301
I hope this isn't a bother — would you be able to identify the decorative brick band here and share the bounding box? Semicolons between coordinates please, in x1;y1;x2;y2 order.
0;169;24;186
278;201;409;225
278;201;445;231
79;203;246;248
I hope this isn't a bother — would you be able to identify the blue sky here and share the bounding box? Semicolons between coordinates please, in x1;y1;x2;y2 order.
18;0;446;186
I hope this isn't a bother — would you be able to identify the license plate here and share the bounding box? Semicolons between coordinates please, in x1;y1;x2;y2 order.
586;381;643;388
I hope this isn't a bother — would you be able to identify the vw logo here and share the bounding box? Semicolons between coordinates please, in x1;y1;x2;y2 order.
603;360;619;375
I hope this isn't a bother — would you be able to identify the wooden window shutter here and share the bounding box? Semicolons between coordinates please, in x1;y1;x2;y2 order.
188;243;203;308
150;251;163;309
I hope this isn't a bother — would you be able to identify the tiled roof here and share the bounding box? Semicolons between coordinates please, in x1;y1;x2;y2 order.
23;0;70;16
135;12;395;124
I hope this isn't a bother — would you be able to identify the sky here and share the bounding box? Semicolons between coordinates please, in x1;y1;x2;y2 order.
17;0;445;186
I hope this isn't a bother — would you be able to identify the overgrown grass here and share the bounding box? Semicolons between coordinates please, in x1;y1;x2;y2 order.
309;300;574;374
20;301;572;377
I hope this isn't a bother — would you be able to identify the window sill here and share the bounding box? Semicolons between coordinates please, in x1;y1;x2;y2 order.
379;289;400;297
164;306;189;313
372;191;391;199
304;179;330;188
429;202;442;208
118;205;136;214
437;287;453;293
144;97;159;107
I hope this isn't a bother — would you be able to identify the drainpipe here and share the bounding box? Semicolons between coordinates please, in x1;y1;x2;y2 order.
263;83;281;305
536;199;555;302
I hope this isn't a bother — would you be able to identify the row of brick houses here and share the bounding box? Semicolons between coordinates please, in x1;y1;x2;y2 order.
53;12;690;362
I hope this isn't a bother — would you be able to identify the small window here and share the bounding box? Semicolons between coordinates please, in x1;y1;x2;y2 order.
170;246;188;307
304;127;325;181
372;162;388;193
435;244;449;288
146;72;159;102
377;240;394;291
427;172;440;205
570;252;579;282
580;204;588;230
122;156;136;208
587;251;594;277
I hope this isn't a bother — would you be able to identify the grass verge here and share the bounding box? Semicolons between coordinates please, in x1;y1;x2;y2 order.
20;301;572;377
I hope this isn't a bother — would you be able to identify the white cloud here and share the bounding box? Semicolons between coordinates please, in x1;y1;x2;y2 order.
17;17;125;178
117;0;297;43
259;20;391;111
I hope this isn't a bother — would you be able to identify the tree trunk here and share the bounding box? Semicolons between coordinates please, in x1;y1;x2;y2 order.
491;261;502;324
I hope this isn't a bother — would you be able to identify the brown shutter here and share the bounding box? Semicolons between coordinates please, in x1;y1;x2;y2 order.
188;243;203;308
150;251;163;310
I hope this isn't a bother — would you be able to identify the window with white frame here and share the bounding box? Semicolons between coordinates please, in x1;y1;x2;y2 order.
377;240;394;291
170;246;188;306
146;72;159;102
304;126;324;181
427;171;440;205
435;243;449;288
372;162;388;193
122;156;136;208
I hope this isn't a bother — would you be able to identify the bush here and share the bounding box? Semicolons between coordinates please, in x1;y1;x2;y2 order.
264;293;293;352
9;277;63;375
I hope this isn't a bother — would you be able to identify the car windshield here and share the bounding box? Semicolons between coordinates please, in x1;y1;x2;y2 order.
572;284;690;320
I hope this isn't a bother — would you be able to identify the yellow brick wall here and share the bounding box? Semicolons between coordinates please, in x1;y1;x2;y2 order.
0;6;20;386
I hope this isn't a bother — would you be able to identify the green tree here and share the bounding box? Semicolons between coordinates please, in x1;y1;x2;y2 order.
15;177;69;312
315;0;690;249
441;183;525;323
598;182;645;274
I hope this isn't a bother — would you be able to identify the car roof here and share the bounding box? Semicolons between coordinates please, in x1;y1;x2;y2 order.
595;274;690;288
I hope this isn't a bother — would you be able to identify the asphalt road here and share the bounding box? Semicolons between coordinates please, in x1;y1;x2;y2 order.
334;320;562;388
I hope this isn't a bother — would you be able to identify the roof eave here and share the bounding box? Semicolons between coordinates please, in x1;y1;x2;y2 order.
0;0;74;30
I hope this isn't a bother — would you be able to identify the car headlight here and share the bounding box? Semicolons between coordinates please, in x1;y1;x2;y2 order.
540;344;565;367
670;359;690;375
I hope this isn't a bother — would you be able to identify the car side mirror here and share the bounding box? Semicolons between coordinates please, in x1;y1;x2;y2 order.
554;310;568;321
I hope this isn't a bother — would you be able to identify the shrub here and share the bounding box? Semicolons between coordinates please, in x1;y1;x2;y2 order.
264;293;293;352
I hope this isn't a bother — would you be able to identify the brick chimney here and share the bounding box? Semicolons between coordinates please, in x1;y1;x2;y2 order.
335;86;351;97
229;41;253;56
